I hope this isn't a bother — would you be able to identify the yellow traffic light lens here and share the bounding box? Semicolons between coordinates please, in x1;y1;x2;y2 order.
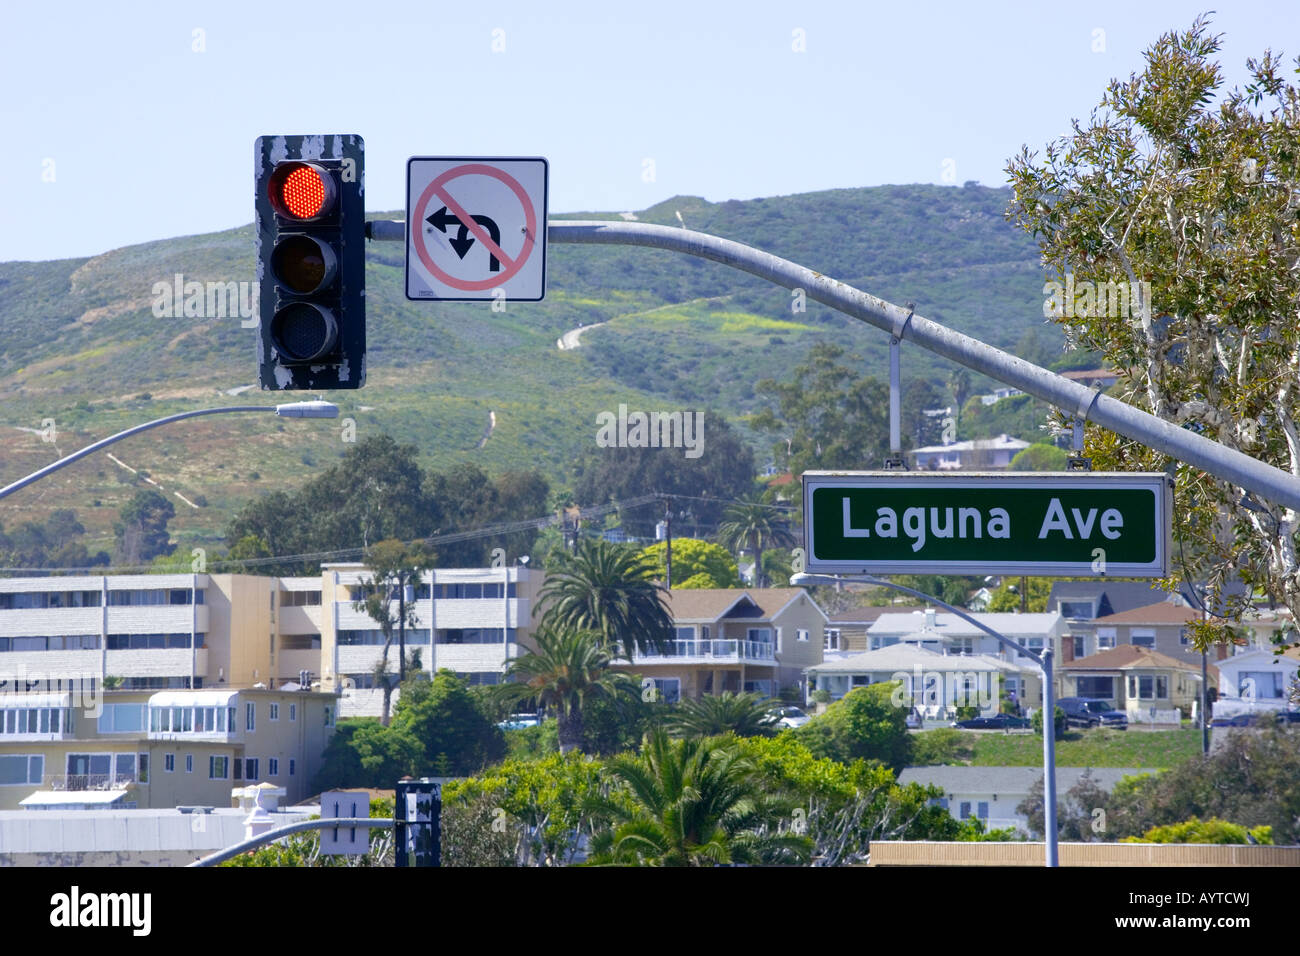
268;162;337;220
271;235;337;294
270;303;339;362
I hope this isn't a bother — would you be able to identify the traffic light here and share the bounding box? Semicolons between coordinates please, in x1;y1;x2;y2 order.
255;134;365;390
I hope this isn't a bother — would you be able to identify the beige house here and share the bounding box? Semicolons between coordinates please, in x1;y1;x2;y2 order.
0;687;337;811
1060;645;1213;718
619;588;828;702
1081;601;1231;666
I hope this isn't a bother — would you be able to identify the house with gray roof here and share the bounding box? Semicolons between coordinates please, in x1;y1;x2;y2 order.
898;766;1160;833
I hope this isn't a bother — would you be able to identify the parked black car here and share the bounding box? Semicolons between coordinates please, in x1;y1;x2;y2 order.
950;713;1032;730
1058;697;1128;729
1210;710;1300;727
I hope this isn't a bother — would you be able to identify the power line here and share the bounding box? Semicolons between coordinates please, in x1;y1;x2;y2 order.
0;490;788;576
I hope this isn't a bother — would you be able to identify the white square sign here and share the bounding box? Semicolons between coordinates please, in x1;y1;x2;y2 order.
405;156;548;301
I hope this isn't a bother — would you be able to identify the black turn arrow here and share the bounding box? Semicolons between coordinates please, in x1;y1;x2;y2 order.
426;207;502;272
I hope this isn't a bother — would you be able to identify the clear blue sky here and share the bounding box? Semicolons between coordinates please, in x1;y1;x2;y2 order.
1;1;1292;262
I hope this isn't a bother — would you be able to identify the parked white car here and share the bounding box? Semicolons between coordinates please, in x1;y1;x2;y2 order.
776;706;811;728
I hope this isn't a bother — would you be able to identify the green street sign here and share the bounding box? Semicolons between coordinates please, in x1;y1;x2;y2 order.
803;471;1172;577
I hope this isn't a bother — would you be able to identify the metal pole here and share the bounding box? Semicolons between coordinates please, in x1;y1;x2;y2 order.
369;217;1300;510
790;571;1059;866
540;221;1300;512
0;406;273;501
1041;647;1059;867
398;571;407;684
1202;648;1209;754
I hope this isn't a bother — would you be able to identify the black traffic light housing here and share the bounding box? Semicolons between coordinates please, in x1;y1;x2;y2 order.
255;134;365;390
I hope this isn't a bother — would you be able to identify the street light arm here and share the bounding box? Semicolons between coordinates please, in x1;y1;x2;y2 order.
0;406;277;502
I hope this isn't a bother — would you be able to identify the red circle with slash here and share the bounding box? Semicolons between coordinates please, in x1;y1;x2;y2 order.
412;164;537;291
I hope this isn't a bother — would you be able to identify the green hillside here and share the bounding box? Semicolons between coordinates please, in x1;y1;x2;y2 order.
0;183;1059;558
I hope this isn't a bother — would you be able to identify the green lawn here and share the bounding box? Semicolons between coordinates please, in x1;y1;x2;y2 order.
917;728;1202;769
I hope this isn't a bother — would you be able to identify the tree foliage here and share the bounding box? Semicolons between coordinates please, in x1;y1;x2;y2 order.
639;537;741;589
391;670;506;776
0;509;109;569
570;411;756;539
225;434;548;574
753;343;891;503
1006;16;1300;644
586;729;812;866
665;691;779;738
793;683;914;773
714;497;796;587
537;538;674;659
114;489;175;564
495;626;637;753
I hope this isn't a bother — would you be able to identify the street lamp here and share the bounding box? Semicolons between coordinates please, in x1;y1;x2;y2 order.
791;571;1060;868
0;401;339;501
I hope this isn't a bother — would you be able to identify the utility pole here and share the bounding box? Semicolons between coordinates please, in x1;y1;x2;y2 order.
664;500;673;590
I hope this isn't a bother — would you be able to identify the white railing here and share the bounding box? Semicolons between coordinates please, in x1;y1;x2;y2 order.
635;639;775;662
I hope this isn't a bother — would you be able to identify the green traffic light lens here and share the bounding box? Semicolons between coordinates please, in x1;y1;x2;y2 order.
271;235;337;295
270;303;339;362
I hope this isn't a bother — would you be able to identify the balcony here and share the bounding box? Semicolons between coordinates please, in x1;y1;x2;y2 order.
632;639;776;664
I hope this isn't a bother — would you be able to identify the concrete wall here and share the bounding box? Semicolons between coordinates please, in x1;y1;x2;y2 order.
869;840;1300;866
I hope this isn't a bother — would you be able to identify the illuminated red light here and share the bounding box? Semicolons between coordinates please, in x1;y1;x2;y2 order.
268;161;336;220
282;166;326;218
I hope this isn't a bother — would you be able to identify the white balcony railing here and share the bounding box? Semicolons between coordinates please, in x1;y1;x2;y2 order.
633;639;775;663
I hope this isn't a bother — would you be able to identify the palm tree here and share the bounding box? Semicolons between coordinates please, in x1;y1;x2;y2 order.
587;728;811;866
665;691;780;738
538;538;674;660
494;625;636;753
716;497;796;587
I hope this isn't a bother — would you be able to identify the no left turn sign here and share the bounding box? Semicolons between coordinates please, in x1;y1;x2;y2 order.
405;156;548;301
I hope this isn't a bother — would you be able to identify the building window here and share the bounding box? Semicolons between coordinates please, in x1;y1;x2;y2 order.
164;753;175;773
0;754;43;786
185;754;193;774
289;759;296;776
1096;628;1117;649
138;753;149;784
977;802;989;820
246;702;255;732
289;703;297;722
1076;676;1114;699
959;801;972;819
269;758;279;777
649;678;680;704
1128;675;1167;699
1059;601;1094;619
1131;630;1156;649
1073;636;1086;659
797;629;810;642
824;629;841;652
245;758;259;781
209;756;229;779
269;702;279;721
324;706;335;727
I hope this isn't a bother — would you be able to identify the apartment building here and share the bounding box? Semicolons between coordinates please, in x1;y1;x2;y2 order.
318;563;541;716
621;588;828;702
0;687;337;811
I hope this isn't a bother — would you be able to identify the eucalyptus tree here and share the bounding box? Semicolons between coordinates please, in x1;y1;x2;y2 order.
1007;16;1300;646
